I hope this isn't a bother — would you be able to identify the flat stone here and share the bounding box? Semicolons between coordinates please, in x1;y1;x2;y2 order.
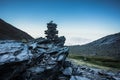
63;67;72;75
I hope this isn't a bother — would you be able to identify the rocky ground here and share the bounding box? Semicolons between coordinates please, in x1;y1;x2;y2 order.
0;38;120;80
69;64;120;80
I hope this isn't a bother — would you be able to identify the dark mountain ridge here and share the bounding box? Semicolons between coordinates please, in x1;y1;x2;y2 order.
0;19;33;40
69;32;120;60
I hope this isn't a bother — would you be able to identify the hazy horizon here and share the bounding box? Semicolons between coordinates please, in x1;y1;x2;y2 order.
0;0;120;45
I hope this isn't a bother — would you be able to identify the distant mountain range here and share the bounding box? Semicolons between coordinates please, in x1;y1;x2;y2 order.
0;19;33;40
69;32;120;60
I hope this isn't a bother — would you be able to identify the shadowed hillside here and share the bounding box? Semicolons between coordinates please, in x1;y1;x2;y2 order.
0;19;33;40
69;32;120;60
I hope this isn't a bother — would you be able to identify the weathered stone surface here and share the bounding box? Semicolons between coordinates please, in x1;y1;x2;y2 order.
0;40;33;65
0;40;120;80
0;37;69;80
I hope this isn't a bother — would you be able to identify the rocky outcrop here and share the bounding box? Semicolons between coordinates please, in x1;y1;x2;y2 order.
0;36;69;80
0;40;120;80
0;19;33;40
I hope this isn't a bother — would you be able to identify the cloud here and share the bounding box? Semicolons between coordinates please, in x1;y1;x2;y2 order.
65;37;92;45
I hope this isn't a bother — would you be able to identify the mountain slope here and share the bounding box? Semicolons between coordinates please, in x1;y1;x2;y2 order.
69;32;120;60
0;19;33;40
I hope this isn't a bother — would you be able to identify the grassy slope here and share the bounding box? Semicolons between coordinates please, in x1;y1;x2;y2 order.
68;54;120;69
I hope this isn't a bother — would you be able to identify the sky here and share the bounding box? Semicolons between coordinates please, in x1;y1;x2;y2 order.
0;0;120;45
